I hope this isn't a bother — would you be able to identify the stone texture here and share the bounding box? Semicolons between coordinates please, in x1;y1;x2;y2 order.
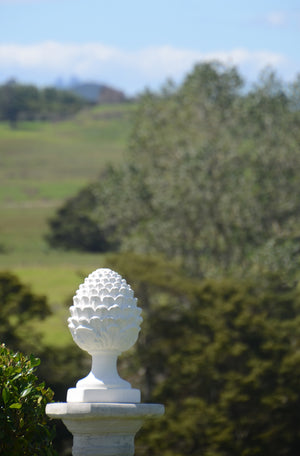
46;403;164;456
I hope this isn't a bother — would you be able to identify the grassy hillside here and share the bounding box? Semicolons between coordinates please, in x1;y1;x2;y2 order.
0;103;134;204
0;103;135;346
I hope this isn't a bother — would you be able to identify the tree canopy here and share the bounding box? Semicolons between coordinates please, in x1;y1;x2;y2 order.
46;62;300;281
0;272;51;351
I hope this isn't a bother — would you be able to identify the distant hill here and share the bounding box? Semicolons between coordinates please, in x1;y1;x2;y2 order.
69;83;127;104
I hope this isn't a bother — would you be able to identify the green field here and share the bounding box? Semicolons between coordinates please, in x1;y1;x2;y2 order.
0;103;135;346
0;103;134;204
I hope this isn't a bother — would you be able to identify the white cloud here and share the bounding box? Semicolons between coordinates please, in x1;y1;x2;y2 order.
124;45;284;79
0;42;120;69
265;11;287;27
0;41;288;94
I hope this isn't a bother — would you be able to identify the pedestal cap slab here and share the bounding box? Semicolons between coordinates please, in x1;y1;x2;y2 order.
46;403;164;456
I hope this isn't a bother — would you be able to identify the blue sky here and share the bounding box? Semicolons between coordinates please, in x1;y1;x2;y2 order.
0;0;299;94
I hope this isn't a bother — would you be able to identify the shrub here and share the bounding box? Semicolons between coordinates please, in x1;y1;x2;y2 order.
0;344;57;456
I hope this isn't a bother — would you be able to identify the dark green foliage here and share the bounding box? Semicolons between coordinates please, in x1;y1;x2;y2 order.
0;80;38;127
108;253;300;456
0;344;57;456
0;271;51;350
46;164;149;253
0;80;87;127
46;184;113;252
154;280;300;456
39;86;87;121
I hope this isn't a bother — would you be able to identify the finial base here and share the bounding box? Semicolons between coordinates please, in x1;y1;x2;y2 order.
67;387;141;403
66;352;141;403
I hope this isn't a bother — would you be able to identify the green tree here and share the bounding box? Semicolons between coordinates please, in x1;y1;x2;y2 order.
0;272;51;351
46;63;300;281
40;86;86;120
0;80;24;127
46;183;112;252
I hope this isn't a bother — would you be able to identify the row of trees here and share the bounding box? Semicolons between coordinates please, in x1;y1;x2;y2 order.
0;80;88;127
47;63;300;283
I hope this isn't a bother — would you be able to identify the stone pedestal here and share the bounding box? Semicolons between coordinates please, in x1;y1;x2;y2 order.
46;402;164;456
46;268;164;455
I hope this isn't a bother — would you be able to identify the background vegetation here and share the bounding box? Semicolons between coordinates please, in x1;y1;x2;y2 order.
0;80;88;127
1;62;300;455
107;254;300;456
48;63;300;283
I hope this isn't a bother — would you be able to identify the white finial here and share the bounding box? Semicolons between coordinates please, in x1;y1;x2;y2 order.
67;268;142;403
